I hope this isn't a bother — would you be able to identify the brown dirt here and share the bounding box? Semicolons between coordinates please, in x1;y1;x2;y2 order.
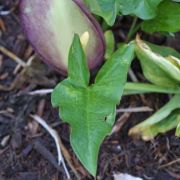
0;0;179;180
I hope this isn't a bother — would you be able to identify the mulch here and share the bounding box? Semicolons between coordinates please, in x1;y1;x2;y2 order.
0;0;180;179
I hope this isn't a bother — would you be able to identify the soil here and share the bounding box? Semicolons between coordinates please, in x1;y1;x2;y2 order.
0;0;180;180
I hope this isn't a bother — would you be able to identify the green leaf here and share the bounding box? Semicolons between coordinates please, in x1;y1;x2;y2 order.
135;36;180;88
68;34;90;87
84;0;120;26
119;0;163;20
51;34;134;175
146;41;180;59
129;95;180;141
142;0;180;33
176;121;180;137
104;30;115;59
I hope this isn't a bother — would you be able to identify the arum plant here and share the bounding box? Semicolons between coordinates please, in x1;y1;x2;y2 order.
129;95;180;141
128;36;180;140
124;36;180;95
85;0;180;34
20;0;135;176
20;0;105;74
135;36;180;88
20;0;180;176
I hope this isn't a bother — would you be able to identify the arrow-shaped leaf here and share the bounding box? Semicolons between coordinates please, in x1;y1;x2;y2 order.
51;34;134;175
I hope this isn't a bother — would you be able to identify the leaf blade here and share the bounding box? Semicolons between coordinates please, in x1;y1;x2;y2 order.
135;36;180;87
52;36;134;175
84;0;120;26
129;95;180;140
68;34;90;87
142;0;180;33
119;0;163;20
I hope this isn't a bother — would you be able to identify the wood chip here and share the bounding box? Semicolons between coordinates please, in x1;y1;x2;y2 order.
0;46;27;67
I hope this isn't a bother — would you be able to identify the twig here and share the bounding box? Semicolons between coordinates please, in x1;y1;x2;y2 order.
116;106;153;113
0;6;15;16
0;46;27;67
13;64;22;74
26;54;36;66
128;68;138;82
0;3;17;15
13;54;36;74
30;114;71;179
111;113;131;134
33;140;64;172
166;169;180;179
0;10;12;16
0;110;9;114
158;158;180;169
28;89;53;95
0;146;9;155
59;139;81;179
128;69;148;105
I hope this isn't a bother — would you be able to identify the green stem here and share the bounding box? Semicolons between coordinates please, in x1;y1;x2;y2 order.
126;17;139;42
124;82;180;95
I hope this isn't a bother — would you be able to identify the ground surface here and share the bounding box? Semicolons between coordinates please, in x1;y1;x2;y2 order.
0;0;180;180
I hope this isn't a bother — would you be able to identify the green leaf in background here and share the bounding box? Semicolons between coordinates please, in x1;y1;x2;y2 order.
135;36;180;88
142;0;180;33
119;0;163;20
176;121;180;136
104;30;115;59
146;41;180;59
51;34;134;175
84;0;120;26
129;95;180;141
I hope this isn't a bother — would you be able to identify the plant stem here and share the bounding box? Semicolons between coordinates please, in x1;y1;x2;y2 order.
124;82;180;95
126;17;139;42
